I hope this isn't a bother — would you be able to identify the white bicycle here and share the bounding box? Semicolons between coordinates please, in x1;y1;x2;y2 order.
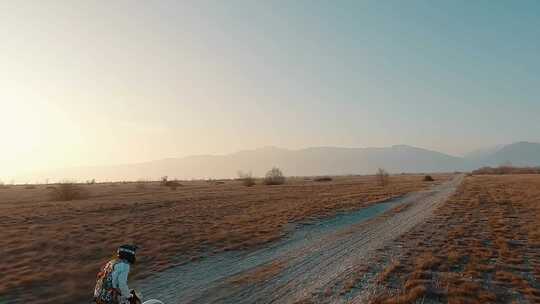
131;290;164;304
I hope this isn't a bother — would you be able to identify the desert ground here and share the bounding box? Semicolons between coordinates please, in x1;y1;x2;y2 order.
0;174;449;304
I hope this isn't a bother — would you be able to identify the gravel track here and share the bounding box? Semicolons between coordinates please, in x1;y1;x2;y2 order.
145;175;463;304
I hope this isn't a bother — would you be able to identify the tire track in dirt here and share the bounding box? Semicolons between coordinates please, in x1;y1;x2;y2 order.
185;175;464;304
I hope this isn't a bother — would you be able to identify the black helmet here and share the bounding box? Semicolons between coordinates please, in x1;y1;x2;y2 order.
117;244;138;264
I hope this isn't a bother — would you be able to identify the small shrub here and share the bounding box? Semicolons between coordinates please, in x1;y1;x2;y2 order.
423;175;434;182
165;180;181;190
160;176;180;189
86;178;96;185
238;171;256;187
48;182;87;201
24;184;36;189
264;167;285;185
376;168;390;187
314;176;333;182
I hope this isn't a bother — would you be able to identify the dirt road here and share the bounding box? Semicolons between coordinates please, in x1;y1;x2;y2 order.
138;175;463;303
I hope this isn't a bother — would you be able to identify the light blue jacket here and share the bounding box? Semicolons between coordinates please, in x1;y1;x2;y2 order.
111;260;131;303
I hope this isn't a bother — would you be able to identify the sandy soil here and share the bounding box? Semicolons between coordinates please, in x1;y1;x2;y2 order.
0;174;448;304
365;175;540;303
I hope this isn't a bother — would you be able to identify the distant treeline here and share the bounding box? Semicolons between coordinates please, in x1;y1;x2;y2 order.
472;166;540;175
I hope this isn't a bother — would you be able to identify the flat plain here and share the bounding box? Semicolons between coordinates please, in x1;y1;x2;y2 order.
5;174;538;304
0;174;448;304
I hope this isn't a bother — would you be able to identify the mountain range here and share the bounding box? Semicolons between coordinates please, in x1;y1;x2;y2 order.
20;141;540;182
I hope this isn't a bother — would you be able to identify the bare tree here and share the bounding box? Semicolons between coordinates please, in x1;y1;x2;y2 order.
376;168;390;187
264;167;286;185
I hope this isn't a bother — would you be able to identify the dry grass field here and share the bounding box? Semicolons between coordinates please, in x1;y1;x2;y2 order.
0;174;448;304
370;175;540;304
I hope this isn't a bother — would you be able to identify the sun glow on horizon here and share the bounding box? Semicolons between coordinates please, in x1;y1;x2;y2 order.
1;1;539;182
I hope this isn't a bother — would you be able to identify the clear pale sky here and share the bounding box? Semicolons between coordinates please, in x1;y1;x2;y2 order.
1;1;539;180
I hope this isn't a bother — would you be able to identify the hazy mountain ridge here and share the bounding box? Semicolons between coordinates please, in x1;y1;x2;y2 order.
462;144;505;160
472;141;540;167
18;142;540;182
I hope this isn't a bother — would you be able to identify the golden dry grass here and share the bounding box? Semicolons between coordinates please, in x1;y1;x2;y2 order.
340;264;370;295
371;175;540;304
0;174;448;304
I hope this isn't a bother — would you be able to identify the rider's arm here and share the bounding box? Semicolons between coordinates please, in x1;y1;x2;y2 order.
113;262;132;303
